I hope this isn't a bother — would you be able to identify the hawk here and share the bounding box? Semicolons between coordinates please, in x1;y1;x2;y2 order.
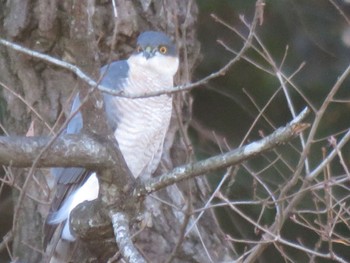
46;31;179;261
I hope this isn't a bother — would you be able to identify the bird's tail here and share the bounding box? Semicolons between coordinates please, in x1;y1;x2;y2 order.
44;222;76;263
46;239;75;263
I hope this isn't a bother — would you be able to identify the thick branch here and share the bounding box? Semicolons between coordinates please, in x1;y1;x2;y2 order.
137;108;310;196
0;134;114;168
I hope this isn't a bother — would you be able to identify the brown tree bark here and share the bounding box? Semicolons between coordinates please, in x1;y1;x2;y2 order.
0;0;230;262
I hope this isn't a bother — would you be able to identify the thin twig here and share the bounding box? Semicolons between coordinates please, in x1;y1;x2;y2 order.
244;64;350;263
0;231;13;252
185;167;233;236
0;81;53;133
165;201;193;263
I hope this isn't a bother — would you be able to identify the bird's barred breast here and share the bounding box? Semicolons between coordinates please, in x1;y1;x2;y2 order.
114;94;172;178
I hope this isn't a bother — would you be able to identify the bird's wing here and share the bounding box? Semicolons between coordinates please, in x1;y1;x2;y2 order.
45;60;129;245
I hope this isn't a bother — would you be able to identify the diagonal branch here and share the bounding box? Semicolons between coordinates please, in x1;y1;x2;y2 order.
137;107;310;197
0;107;309;186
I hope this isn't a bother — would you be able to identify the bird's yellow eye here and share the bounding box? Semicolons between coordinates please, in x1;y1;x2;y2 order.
158;45;167;54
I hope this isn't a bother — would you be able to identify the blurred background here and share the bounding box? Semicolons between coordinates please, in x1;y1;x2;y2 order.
193;0;350;153
190;0;350;262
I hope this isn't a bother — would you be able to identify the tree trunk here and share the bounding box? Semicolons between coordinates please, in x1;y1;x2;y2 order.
0;0;230;262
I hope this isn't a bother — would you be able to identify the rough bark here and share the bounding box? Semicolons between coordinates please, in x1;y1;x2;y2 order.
0;134;114;168
0;0;229;262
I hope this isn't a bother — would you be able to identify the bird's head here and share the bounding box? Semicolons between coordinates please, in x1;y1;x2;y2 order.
128;31;179;77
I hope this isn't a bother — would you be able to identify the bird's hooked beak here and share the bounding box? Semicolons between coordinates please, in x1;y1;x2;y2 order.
142;46;155;59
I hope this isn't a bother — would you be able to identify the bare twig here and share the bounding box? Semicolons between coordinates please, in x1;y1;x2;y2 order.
164;201;192;263
307;128;350;181
0;81;53;133
220;195;348;263
185;167;233;236
248;21;311;174
244;64;350;263
329;0;350;25
0;231;13;252
280;64;350;199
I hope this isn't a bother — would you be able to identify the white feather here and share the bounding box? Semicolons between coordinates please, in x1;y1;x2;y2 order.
48;173;99;241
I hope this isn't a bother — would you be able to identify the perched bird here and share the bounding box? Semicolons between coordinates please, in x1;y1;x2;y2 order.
45;31;179;261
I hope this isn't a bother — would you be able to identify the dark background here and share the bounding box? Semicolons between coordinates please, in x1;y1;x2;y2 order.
193;0;350;149
191;1;350;262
